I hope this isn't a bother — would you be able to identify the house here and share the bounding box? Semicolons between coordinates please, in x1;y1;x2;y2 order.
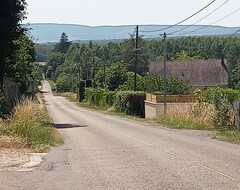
149;59;228;87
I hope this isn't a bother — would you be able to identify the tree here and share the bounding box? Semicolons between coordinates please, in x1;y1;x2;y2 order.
6;34;36;92
229;60;240;89
0;0;27;91
122;36;149;75
46;52;65;80
106;62;128;91
54;32;71;53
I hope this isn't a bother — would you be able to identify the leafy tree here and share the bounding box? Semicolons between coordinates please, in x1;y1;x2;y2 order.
106;62;128;91
95;69;105;88
46;52;65;80
119;72;142;91
167;76;190;95
122;36;149;75
6;35;37;92
56;74;73;93
229;60;240;89
0;0;27;91
176;51;200;61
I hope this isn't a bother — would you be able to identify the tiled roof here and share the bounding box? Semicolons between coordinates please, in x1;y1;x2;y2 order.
149;59;228;86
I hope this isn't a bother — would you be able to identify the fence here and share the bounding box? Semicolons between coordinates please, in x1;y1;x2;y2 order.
146;93;197;103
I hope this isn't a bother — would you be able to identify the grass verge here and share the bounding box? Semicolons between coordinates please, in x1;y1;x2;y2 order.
0;94;63;152
213;129;240;144
150;116;213;130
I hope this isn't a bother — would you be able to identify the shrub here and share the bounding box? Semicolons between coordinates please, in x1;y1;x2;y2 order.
56;75;72;93
197;87;240;129
85;88;115;108
114;91;146;117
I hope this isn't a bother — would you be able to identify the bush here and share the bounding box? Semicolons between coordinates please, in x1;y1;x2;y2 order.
86;88;115;108
56;75;72;93
114;91;146;117
197;87;240;129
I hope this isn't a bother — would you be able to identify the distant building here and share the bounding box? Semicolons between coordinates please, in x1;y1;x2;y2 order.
149;59;228;87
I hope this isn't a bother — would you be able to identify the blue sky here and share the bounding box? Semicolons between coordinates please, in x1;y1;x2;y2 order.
26;0;240;27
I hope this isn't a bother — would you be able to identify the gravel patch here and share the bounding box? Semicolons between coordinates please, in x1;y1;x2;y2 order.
0;148;47;171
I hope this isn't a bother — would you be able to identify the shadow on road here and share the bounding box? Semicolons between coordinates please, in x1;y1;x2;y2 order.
55;123;88;129
40;90;51;94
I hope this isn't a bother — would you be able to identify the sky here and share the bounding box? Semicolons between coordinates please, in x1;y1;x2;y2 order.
25;0;240;27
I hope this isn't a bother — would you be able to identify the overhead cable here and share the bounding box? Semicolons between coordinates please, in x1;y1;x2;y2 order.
231;28;240;36
178;7;240;36
169;0;230;35
139;0;216;33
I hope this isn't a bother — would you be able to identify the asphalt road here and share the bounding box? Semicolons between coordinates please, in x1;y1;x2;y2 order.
0;81;240;190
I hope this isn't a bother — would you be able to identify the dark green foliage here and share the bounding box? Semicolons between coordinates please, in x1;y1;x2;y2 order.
0;96;10;118
46;52;65;80
167;76;190;95
56;74;73;93
120;74;190;95
35;43;55;62
46;34;240;93
6;35;37;92
106;62;128;91
122;36;149;75
0;0;27;89
114;91;146;117
229;60;240;89
86;88;115;108
199;87;240;129
54;32;71;53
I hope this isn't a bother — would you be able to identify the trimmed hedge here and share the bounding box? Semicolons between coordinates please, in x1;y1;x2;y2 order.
86;88;115;108
114;91;146;118
85;89;146;117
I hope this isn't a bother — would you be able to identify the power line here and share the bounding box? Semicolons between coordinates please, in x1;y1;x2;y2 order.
169;0;230;35
231;28;240;36
178;7;240;36
142;34;161;38
139;0;216;33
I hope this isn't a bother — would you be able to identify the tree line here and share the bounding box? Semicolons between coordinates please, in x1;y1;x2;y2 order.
45;32;240;93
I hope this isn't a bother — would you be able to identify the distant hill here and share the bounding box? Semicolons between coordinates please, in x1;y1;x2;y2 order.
29;23;240;43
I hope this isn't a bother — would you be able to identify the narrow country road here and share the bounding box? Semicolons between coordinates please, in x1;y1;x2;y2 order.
0;81;240;190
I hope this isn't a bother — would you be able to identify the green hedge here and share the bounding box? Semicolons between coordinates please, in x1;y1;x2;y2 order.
114;91;146;117
86;88;115;108
200;87;240;104
85;89;146;117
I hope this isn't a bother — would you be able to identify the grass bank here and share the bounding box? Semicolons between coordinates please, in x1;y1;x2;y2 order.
0;94;63;152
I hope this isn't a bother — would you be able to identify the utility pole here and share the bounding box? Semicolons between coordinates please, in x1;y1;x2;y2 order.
134;25;139;91
104;61;106;87
92;56;95;88
163;32;167;115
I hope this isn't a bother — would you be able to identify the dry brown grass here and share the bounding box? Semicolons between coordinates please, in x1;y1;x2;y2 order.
0;95;63;151
155;102;215;130
0;136;28;149
9;96;43;126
